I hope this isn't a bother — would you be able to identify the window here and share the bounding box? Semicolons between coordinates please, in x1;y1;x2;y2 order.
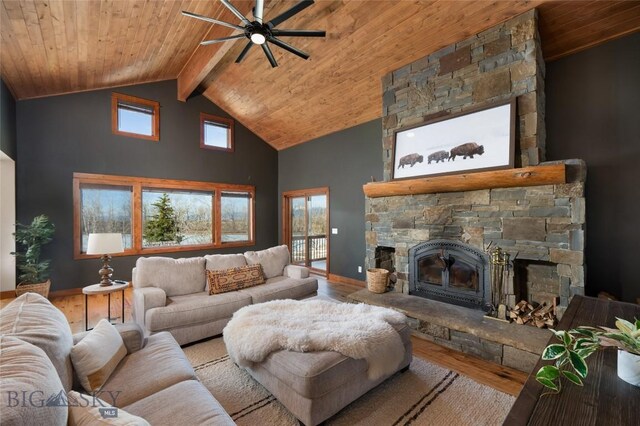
112;93;160;141
221;191;252;242
200;113;234;151
73;173;254;258
142;189;213;248
79;184;133;253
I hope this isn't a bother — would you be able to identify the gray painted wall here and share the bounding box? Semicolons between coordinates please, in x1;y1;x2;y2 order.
278;120;382;281
16;80;279;290
546;32;640;303
1;79;16;160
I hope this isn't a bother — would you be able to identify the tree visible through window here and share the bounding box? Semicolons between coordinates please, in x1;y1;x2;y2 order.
143;193;183;246
142;189;213;248
221;191;251;242
80;185;133;252
73;173;254;258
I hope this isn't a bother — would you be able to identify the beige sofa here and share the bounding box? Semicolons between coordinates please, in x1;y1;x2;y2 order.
132;245;318;345
0;292;234;425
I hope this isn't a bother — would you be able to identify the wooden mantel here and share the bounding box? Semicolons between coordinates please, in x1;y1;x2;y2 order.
363;164;567;198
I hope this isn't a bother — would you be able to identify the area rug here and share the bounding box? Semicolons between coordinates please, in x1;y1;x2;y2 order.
183;338;515;426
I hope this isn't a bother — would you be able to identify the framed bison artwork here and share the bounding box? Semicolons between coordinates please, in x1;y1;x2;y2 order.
392;99;516;180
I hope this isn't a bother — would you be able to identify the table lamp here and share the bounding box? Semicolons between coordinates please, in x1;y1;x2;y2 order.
86;233;124;286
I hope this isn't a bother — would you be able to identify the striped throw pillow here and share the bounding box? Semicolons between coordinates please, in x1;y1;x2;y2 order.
207;264;265;295
70;319;127;393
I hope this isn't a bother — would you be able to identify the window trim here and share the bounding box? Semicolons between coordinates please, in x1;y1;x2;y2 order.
200;113;234;152
73;173;255;259
111;93;160;141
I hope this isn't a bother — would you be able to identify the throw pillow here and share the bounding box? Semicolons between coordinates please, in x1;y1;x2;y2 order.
207;264;265;295
67;391;150;426
244;245;290;279
70;319;127;393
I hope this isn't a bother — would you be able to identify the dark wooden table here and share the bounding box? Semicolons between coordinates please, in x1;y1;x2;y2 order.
505;295;640;426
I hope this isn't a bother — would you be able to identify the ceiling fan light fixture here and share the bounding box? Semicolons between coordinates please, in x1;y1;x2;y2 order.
250;32;266;45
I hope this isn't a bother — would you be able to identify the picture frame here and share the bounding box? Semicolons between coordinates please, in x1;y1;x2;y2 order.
392;99;516;180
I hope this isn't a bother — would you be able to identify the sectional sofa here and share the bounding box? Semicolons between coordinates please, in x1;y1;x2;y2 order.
0;292;235;425
132;245;319;345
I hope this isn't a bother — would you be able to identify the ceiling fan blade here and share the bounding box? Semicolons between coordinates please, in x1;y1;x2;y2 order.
235;41;254;63
253;0;264;24
267;0;314;28
268;36;309;60
201;34;247;45
261;43;278;67
181;11;246;32
220;0;251;26
270;29;326;37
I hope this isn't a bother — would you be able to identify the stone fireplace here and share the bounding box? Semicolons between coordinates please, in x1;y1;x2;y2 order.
409;240;490;310
357;10;587;371
365;9;586;318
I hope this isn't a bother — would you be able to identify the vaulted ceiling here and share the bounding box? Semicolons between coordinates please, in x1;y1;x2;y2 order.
2;1;639;150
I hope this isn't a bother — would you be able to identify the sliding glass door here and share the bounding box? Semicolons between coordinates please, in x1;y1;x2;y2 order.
283;188;329;275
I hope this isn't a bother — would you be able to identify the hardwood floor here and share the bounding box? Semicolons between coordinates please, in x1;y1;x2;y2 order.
1;275;527;396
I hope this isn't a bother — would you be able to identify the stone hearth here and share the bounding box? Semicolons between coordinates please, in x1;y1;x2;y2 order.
349;289;550;372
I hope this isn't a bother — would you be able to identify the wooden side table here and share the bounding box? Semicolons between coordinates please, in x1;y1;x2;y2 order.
505;295;640;425
82;282;129;331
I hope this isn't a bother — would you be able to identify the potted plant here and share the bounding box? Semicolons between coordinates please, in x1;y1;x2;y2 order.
599;318;640;386
536;317;640;392
11;215;55;298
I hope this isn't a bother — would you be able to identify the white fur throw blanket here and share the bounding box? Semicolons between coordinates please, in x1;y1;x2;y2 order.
223;299;407;380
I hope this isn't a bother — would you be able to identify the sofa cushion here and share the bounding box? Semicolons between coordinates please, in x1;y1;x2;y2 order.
71;319;127;392
124;380;235;426
204;253;247;271
254;323;411;399
100;332;196;407
244;245;290;279
284;264;310;279
134;257;206;297
0;292;74;392
67;391;150;426
207;264;265;295
0;336;68;426
237;276;318;304
145;291;252;332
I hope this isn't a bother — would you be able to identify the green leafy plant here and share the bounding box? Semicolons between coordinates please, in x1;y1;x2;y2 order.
536;317;640;393
598;318;640;356
11;215;55;285
535;328;600;393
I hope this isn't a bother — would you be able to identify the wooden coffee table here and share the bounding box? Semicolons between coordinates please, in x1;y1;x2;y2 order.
82;282;129;331
505;295;640;425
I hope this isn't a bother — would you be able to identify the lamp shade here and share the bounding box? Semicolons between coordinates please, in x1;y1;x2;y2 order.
86;233;124;255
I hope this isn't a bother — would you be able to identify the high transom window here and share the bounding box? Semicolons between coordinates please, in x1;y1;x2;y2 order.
112;93;160;141
200;113;234;151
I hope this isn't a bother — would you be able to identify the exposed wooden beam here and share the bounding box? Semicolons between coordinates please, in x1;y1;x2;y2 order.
177;0;253;102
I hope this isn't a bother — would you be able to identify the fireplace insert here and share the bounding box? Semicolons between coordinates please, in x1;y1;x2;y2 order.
409;239;490;311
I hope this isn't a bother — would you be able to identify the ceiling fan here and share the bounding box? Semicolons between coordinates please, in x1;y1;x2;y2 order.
182;0;326;68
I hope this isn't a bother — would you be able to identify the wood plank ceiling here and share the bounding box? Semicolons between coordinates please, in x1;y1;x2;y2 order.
2;1;639;150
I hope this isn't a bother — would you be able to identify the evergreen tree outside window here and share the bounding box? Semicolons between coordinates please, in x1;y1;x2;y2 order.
73;173;254;258
142;189;213;248
143;193;182;245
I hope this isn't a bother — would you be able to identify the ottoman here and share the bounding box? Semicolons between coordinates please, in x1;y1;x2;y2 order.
244;321;412;426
